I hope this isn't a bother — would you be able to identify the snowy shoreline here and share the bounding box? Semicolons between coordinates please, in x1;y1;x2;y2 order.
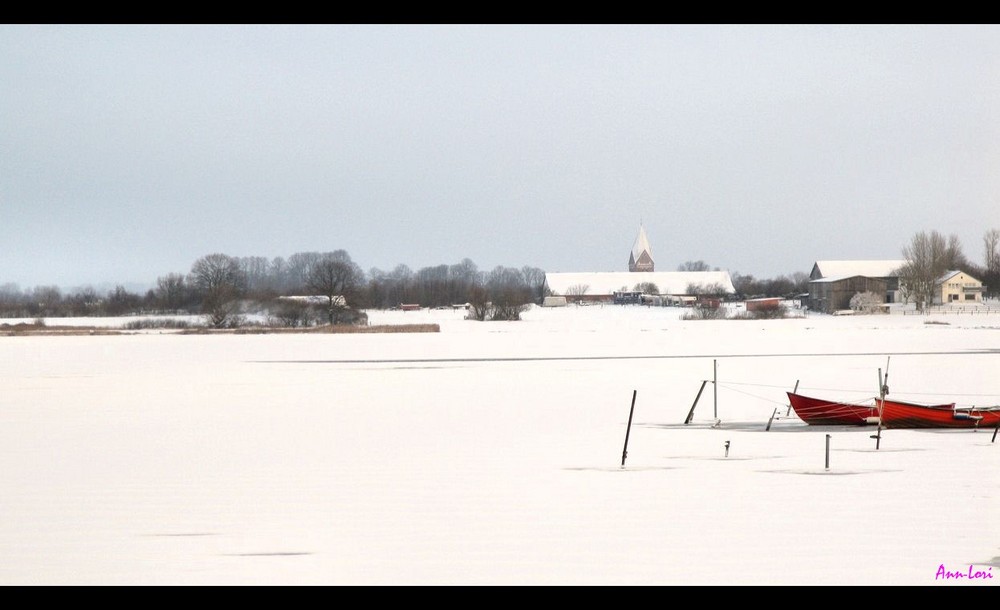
1;305;998;584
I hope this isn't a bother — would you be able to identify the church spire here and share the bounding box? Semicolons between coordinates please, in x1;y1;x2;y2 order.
629;224;654;272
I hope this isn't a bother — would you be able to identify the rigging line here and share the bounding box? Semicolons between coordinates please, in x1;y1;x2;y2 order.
874;390;1000;398
712;381;799;389
709;382;999;399
704;379;996;398
718;381;881;394
716;382;875;396
717;385;790;408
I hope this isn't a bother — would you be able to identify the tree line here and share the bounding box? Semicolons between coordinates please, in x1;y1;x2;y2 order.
2;229;995;323
0;252;546;326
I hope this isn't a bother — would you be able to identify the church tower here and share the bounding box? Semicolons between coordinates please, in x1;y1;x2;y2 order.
628;224;654;272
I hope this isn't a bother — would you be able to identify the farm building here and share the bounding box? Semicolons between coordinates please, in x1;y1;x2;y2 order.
544;223;735;304
808;275;889;314
806;260;906;313
746;297;782;312
544;271;736;304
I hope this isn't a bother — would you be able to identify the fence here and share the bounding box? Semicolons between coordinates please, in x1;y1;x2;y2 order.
896;305;1000;315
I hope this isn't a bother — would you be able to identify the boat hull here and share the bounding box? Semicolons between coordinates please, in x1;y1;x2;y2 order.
786;392;879;425
879;399;1000;429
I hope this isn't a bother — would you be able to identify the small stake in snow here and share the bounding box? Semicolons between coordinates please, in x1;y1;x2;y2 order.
724;440;730;458
825;434;831;471
621;390;637;468
992;421;999;444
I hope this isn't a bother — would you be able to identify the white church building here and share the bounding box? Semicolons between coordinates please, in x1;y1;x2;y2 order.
544;225;736;304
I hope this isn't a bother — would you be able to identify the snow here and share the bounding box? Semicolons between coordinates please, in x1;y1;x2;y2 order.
1;304;998;585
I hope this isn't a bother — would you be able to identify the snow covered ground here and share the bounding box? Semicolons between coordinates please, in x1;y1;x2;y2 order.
1;304;998;585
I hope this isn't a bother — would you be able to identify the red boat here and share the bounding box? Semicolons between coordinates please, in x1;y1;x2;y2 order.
878;398;1000;429
786;392;880;426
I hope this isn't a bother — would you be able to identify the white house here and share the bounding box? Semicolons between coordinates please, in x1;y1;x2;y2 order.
934;270;984;305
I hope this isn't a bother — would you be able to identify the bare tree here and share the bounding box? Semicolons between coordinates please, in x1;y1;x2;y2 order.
106;285;141;316
633;281;659;294
305;252;365;325
897;231;966;311
190;253;246;327
465;284;490;321
286;252;324;293
565;284;590;300
678;260;711;272
237;256;271;297
984;228;1000;299
31;285;62;317
686;282;727;297
521;266;547;304
155;273;189;312
486;266;531;320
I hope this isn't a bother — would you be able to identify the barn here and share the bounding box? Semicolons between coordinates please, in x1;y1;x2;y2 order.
807;260;905;314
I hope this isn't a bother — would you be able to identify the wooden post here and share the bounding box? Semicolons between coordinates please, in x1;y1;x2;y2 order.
992;421;999;443
621;390;637;467
825;434;831;470
724;440;730;458
766;407;777;431
684;380;708;424
788;380;799;416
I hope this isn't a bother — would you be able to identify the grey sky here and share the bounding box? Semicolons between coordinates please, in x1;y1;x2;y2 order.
3;24;999;290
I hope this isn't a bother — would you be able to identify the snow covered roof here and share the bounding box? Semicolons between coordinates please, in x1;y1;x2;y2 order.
809;274;883;284
936;270;981;284
545;271;735;296
812;260;907;279
937;270;962;283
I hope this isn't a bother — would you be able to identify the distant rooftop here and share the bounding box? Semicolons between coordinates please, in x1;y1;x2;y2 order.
811;260;907;279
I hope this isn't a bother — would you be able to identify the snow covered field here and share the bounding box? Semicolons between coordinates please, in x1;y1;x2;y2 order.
1;304;998;585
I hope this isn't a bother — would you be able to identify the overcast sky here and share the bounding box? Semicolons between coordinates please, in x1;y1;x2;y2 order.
3;24;999;290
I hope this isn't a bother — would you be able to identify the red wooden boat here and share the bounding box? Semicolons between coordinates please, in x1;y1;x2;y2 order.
786;392;880;426
878;398;1000;429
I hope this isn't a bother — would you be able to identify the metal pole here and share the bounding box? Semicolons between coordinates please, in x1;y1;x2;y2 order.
621;390;637;467
825;434;831;470
873;368;885;450
713;359;718;420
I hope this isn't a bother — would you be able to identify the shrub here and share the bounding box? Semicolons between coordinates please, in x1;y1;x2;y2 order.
682;305;728;320
750;302;788;319
849;291;883;314
122;318;197;330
